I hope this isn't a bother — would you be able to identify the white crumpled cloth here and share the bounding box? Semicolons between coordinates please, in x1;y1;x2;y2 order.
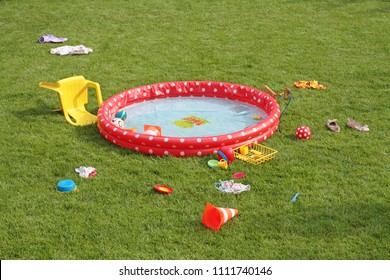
50;45;93;56
75;166;96;178
214;180;250;194
39;34;68;43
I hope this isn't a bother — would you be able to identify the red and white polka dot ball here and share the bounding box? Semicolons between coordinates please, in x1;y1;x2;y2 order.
295;126;312;140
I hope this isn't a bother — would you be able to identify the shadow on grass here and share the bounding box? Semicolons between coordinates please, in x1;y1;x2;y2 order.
12;98;62;120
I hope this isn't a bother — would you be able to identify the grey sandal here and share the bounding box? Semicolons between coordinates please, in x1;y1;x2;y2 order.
347;118;369;132
327;119;340;132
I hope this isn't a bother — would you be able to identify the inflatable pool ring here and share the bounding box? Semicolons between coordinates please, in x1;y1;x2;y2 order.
97;81;280;157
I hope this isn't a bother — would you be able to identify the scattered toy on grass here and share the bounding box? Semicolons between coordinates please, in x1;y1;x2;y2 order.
232;172;246;179
264;85;292;100
291;192;300;203
154;184;173;194
233;144;278;165
295;126;312;140
217;159;228;170
57;179;77;193
207;159;219;168
217;146;235;165
202;202;238;231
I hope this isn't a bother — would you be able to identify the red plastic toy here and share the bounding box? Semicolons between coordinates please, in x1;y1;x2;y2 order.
217;146;235;164
154;184;173;194
295;126;312;140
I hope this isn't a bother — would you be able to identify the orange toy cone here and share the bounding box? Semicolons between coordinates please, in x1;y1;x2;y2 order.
201;202;238;231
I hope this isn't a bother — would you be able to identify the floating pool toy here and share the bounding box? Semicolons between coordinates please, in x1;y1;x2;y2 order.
232;172;246;179
207;159;219;168
154;184;173;194
57;179;77;193
115;110;127;120
176;115;209;127
235;110;248;115
295;126;312;140
97;81;280;157
124;127;137;132
144;124;161;136
111;118;124;128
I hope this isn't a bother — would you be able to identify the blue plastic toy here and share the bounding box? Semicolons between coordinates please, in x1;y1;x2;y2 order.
115;110;127;120
57;179;77;192
291;192;300;203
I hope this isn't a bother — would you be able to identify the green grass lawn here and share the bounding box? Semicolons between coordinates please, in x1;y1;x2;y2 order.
0;0;389;260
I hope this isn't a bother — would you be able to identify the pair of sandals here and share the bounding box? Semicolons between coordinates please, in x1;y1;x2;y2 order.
327;118;369;132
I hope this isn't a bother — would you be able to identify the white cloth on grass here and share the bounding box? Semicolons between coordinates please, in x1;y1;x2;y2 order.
50;45;93;56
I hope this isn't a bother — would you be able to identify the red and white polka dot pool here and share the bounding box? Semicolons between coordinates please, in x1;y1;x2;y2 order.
97;81;280;156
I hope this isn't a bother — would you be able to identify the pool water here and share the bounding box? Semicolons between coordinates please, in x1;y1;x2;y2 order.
122;97;268;137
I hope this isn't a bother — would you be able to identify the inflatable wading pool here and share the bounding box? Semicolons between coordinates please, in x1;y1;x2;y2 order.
97;81;280;156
